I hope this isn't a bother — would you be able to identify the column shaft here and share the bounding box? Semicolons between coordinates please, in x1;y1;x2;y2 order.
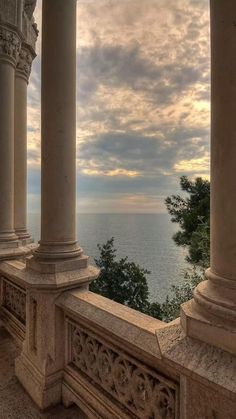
34;0;80;260
0;60;18;244
14;72;30;241
210;0;236;280
14;46;34;244
181;0;236;355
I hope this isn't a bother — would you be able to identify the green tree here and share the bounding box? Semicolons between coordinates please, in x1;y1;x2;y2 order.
161;269;202;322
90;238;162;316
91;176;211;323
160;176;210;321
165;175;210;268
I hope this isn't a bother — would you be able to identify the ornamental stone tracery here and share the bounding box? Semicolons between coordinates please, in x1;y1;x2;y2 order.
1;277;26;325
68;320;178;419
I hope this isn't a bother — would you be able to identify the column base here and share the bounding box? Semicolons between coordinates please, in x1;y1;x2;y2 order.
0;231;19;243
181;298;236;355
15;353;62;410
0;240;33;261
1;256;99;290
181;268;236;355
33;240;83;261
16;229;34;246
26;252;91;275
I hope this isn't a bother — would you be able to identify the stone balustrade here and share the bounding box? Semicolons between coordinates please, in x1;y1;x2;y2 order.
1;1;236;418
1;269;236;418
57;290;178;419
0;261;26;344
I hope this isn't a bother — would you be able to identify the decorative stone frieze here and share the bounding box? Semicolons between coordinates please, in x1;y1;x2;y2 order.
0;25;21;66
1;277;26;325
67;319;178;419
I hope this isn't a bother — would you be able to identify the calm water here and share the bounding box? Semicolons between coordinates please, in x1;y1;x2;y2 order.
28;213;188;303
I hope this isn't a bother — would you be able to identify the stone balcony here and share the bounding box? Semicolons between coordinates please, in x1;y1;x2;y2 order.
1;1;236;417
1;264;236;418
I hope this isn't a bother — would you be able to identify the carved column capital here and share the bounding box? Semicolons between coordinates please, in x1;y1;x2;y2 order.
16;43;35;82
0;24;21;67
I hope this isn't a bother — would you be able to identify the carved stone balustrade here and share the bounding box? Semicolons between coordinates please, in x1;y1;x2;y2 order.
56;290;236;419
1;0;236;418
1;266;236;418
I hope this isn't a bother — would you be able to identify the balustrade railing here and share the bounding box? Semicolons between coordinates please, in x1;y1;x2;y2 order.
57;290;180;419
0;262;26;344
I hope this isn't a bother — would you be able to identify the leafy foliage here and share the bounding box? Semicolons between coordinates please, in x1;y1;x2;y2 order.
90;238;157;314
91;177;211;323
165;175;210;268
161;268;202;322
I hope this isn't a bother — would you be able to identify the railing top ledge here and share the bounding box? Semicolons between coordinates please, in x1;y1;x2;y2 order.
57;289;166;362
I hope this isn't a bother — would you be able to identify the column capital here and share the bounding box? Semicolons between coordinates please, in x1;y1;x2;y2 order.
16;43;35;82
0;24;21;67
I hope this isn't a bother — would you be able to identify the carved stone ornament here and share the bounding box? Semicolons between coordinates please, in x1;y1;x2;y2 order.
0;26;21;65
16;45;33;80
0;0;18;26
24;0;37;19
2;277;26;325
68;320;178;419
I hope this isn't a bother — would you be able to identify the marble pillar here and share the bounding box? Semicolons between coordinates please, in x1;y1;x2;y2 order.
32;0;81;264
181;0;236;355
14;45;35;245
0;25;26;259
15;2;99;407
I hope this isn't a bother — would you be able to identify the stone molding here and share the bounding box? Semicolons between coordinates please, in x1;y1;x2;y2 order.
0;24;21;67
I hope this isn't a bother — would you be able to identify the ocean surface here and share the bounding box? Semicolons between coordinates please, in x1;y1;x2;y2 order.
28;213;188;303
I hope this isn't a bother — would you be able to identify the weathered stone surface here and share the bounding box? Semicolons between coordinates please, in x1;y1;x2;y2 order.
156;319;236;417
58;289;165;362
0;323;84;418
0;0;18;26
181;376;236;419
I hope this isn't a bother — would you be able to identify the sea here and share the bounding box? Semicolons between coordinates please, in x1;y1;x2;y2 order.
28;213;189;303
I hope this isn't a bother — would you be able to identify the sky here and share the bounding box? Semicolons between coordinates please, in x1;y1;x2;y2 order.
27;0;210;214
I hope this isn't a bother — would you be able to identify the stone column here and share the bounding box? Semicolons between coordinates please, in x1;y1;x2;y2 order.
31;0;82;266
181;0;236;355
14;44;35;245
0;25;26;259
15;1;99;408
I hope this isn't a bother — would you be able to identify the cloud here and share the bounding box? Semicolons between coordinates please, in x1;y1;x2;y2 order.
28;0;210;213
